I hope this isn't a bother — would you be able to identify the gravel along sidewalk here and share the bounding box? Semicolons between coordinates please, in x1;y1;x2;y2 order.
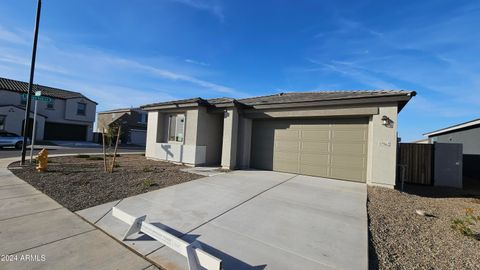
8;154;202;211
368;185;480;270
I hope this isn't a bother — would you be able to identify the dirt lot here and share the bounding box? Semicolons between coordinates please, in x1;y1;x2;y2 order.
368;185;480;270
8;155;202;211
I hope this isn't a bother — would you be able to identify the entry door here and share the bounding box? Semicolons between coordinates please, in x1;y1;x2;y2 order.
250;118;369;182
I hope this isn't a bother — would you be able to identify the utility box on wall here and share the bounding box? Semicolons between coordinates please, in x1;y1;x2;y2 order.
434;143;463;188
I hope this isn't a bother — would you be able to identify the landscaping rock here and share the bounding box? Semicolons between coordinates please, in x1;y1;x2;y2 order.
8;155;202;212
368;186;480;270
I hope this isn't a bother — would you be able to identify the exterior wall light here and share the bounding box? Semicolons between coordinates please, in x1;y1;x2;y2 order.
381;115;391;126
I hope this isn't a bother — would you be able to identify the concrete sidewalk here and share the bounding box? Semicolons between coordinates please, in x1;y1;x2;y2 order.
78;170;368;270
0;157;158;270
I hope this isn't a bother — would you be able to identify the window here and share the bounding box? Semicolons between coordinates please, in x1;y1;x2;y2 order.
168;114;185;143
0;115;5;130
46;99;54;109
138;113;148;124
77;103;86;115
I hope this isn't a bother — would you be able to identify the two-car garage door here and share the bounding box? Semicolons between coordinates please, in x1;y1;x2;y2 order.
250;118;369;182
44;122;87;141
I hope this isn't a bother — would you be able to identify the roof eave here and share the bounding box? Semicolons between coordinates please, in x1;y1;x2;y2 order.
246;94;414;110
141;102;203;111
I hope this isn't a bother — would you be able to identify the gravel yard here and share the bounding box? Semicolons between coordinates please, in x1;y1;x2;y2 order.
368;185;480;270
8;155;202;211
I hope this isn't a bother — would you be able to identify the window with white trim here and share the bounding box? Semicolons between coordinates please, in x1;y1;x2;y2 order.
168;114;185;143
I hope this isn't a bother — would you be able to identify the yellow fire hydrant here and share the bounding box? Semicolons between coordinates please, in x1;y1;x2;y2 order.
36;148;48;172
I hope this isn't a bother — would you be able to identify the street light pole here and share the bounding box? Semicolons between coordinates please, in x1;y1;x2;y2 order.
21;0;42;165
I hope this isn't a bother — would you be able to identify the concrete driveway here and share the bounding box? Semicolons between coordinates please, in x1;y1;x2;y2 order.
77;170;367;270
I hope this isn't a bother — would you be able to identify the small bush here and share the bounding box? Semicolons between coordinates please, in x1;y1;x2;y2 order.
142;166;154;172
113;162;120;168
451;208;480;238
86;156;103;161
75;154;90;158
143;179;158;188
106;154;121;157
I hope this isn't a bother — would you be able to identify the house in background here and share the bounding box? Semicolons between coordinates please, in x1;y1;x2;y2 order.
142;90;415;188
96;107;148;146
424;118;480;179
0;77;97;141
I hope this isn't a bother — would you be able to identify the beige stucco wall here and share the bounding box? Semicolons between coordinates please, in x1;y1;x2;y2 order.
221;108;239;169
196;107;224;165
236;116;252;169
145;108;214;165
366;104;398;188
145;111;159;158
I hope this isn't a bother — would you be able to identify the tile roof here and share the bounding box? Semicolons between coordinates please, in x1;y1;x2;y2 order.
0;77;96;103
98;107;143;114
142;90;415;109
238;90;414;106
141;97;235;109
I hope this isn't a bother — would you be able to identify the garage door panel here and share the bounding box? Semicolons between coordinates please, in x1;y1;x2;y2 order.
301;130;330;140
273;161;299;173
274;152;299;163
44;122;87;141
331;143;367;155
300;141;329;153
330;155;366;169
275;130;300;140
300;153;329;165
251;118;368;182
300;164;329;177
330;168;365;182
331;130;367;141
274;142;300;152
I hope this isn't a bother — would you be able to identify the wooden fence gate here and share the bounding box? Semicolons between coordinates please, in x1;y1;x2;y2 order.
397;143;434;185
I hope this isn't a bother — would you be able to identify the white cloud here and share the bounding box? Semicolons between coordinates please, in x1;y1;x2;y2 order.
0;24;242;113
166;0;224;21
185;58;210;67
0;25;28;44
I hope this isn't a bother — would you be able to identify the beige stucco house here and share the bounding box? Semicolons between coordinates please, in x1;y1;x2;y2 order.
142;90;415;188
96;107;148;146
0;77;97;141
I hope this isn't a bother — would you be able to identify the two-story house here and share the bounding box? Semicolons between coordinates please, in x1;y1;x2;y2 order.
0;77;97;141
96;107;148;145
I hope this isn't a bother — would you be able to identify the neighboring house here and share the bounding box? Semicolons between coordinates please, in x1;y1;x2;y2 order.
142;90;415;188
96;107;148;146
424;118;480;178
0;77;97;141
410;138;429;144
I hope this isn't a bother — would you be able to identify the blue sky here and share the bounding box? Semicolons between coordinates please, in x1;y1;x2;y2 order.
0;0;479;141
